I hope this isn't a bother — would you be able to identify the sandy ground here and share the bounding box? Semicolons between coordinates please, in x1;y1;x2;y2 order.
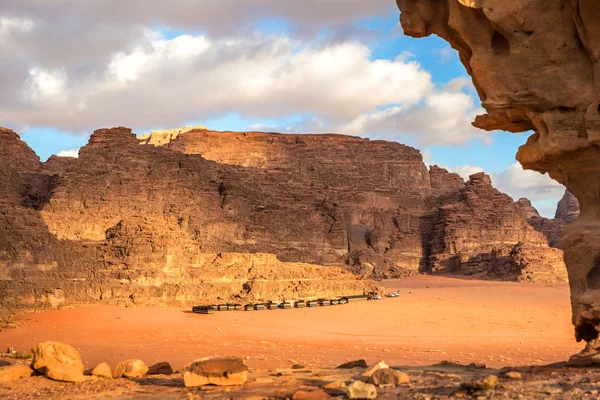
0;276;583;371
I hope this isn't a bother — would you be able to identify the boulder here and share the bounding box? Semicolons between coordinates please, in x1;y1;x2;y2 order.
292;389;331;400
86;362;112;379
184;357;248;387
336;359;368;369
505;371;522;380
0;365;33;382
113;359;148;379
30;341;84;375
147;362;173;375
46;365;87;383
369;368;410;386
362;360;388;378
323;381;346;389
348;381;377;399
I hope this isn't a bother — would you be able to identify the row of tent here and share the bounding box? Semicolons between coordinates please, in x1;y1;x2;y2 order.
192;294;371;314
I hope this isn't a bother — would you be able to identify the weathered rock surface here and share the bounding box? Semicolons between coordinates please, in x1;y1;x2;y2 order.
113;359;148;379
396;0;599;341
555;190;580;224
1;361;599;400
426;172;568;282
30;342;84;376
184;357;248;387
147;362;173;375
88;363;112;379
369;368;410;387
348;380;377;399
46;365;87;383
0;126;568;317
0;365;33;382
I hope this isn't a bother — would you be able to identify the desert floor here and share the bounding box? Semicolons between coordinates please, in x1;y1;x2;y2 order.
0;275;583;371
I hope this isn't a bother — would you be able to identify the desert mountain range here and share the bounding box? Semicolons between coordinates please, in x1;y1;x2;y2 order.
0;126;579;319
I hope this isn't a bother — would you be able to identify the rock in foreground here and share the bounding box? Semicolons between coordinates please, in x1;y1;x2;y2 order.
0;365;33;382
30;341;84;376
184;357;248;387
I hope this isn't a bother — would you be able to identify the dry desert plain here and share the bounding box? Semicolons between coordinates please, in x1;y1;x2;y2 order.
0;275;582;371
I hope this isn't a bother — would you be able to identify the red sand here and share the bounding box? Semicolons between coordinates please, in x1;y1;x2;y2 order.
0;276;583;370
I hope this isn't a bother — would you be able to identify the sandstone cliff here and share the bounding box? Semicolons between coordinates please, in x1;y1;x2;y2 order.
396;0;599;341
0;126;569;321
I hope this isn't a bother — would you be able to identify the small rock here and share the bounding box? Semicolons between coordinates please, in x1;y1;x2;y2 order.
337;359;368;369
369;368;410;386
0;365;33;382
292;389;331;400
505;371;522;380
113;359;148;378
462;375;499;392
90;362;112;379
477;375;498;390
323;381;346;389
147;361;173;375
292;364;305;370
30;341;84;375
46;365;87;383
362;360;388;378
348;381;377;399
184;357;248;387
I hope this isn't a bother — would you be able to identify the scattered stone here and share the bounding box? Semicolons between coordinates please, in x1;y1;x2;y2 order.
462;375;499;393
274;368;292;376
30;341;84;375
337;359;368;369
147;361;173;375
113;359;148;379
362;360;388;378
505;371;522;380
323;381;346;389
292;389;331;400
291;364;305;370
348;381;377;399
369;368;410;387
89;362;112;379
46;365;87;383
0;365;33;382
184;357;248;387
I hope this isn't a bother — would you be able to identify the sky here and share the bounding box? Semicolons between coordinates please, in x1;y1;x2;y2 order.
0;0;564;217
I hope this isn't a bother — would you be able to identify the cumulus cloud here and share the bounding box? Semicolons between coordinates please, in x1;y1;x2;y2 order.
0;30;436;133
55;149;79;158
448;165;485;181
492;163;564;202
340;77;487;146
0;0;493;150
1;0;394;38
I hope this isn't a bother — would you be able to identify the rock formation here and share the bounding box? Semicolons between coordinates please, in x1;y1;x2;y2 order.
0;125;568;320
516;198;567;249
555;190;580;224
396;0;599;341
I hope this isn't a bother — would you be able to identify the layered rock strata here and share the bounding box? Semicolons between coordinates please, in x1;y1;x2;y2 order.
0;125;568;319
396;0;599;340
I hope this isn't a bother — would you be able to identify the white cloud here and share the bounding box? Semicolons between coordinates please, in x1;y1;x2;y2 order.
448;165;485;181
432;47;455;64
492;163;564;202
55;149;79;158
1;31;435;133
340;77;488;146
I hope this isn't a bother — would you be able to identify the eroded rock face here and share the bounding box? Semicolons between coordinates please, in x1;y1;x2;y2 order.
555;190;580;224
0;126;566;317
396;0;599;340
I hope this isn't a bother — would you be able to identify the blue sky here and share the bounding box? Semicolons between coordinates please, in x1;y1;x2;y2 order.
1;1;563;216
